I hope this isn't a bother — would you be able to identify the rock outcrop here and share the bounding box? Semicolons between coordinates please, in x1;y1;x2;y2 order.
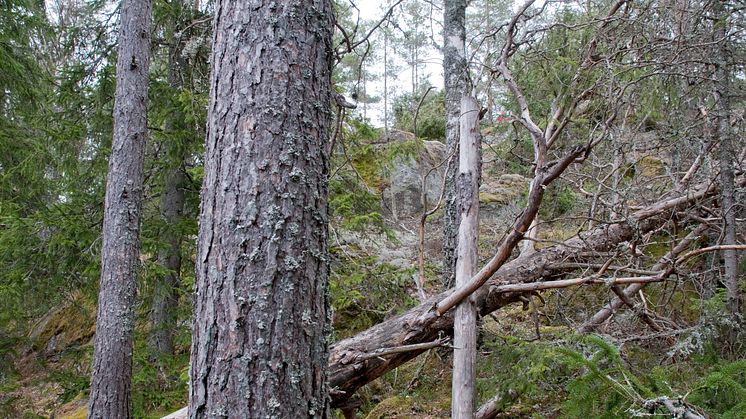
381;140;447;220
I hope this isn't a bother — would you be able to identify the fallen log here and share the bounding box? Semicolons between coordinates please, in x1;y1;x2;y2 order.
328;180;716;406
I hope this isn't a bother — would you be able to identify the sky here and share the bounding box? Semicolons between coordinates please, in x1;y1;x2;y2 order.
344;0;445;128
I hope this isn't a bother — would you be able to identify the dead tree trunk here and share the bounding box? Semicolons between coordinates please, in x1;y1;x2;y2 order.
452;96;481;418
188;0;334;417
442;0;468;288
88;0;151;416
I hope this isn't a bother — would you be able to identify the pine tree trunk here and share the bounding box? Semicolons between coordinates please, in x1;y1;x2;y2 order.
442;0;467;288
188;0;334;417
88;0;151;416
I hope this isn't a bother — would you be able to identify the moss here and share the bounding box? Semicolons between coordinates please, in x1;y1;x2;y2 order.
479;192;509;205
28;292;95;355
540;223;582;245
60;407;87;419
360;353;451;418
55;395;87;419
637;155;665;178
363;396;413;419
350;330;455;416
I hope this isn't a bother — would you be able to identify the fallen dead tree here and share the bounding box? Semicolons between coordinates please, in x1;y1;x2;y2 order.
328;179;717;406
578;224;708;333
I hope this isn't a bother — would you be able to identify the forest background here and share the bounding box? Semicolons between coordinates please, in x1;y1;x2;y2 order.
0;0;744;417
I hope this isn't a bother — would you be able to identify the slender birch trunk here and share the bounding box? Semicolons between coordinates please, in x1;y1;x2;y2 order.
443;0;467;288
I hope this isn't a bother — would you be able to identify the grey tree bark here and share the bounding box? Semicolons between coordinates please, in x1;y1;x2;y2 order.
713;1;740;316
442;0;467;288
188;0;334;417
452;96;480;419
88;0;152;416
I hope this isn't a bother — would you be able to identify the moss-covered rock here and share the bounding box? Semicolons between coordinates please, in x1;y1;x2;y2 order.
28;293;95;355
637;155;665;178
479;174;528;206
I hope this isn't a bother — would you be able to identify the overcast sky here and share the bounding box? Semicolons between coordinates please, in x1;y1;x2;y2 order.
344;0;445;128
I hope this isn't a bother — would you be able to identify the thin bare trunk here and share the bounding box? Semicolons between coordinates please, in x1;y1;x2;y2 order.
713;0;740;316
452;96;480;419
384;30;389;135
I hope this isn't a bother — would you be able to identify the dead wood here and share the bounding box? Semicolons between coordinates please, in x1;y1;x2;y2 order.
328;180;716;406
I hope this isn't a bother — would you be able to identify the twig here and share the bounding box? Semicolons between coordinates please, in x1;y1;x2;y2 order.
355;338;451;362
413;86;436;138
417;150;456;301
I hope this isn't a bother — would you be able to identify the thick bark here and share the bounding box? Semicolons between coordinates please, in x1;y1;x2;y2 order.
452;96;481;419
88;0;151;417
188;1;334;417
442;0;467;288
328;180;717;406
